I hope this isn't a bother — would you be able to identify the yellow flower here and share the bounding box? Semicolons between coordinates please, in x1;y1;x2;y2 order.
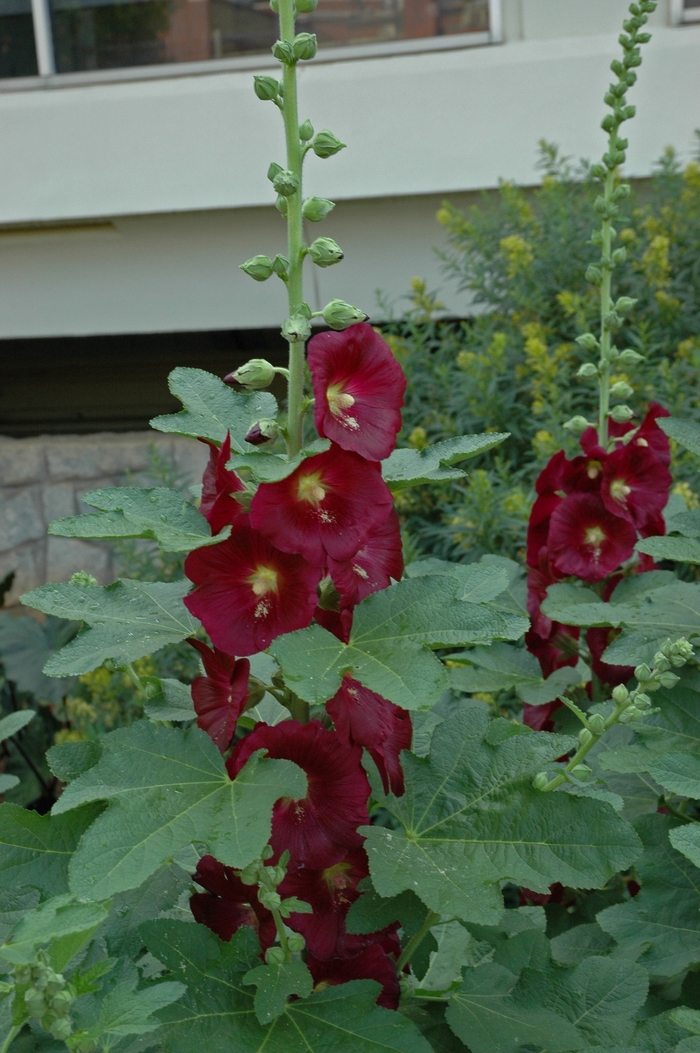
673;481;700;510
499;234;534;279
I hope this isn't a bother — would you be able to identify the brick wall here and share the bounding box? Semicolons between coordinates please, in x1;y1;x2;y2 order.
0;432;208;607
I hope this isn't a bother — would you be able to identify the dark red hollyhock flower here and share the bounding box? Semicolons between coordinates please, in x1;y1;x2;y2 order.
586;627;634;689
527;494;563;569
326;674;412;796
184;517;321;656
199;432;246;535
328;509;404;608
548;493;637;582
188;640;250;752
307;323;406;462
306;942;401;1010
227;720;370;868
278;847;382;960
580;402;671;466
190;854;276;950
522;699;562;732
535;449;569;496
250;445;394;568
562;453;607;495
601;443;671;533
314;605;353;643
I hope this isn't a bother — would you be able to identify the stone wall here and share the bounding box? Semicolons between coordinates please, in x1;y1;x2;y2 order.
0;432;208;607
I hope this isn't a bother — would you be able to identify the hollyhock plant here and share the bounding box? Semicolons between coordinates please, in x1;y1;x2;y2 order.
227;720;370;868
547;492;638;582
184;516;321;655
199;432;246;534
188;639;250;752
250;444;394;567
190;854;276;950
307;322;406;461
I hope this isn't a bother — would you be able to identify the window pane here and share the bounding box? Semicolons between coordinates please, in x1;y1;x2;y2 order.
49;0;489;74
685;0;700;9
0;0;37;77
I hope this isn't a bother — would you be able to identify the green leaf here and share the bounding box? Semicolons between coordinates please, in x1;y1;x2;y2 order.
382;434;509;492
445;962;583;1053
648;752;700;798
22;579;199;676
0;711;35;743
346;886;428;937
53;720;305;899
142;678;196;722
449;644;583;705
49;487;229;553
669;824;700;869
363;708;640;923
243;962;313;1024
541;583;637;627
0;802;102;895
598;815;700;979
231;440;330;482
0;775;18;794
142;920;433;1053
150;367;277;447
636;536;700;564
673;1009;700;1036
549;923;613;967
46;740;103;783
0;614;77;703
0;888;40;942
419;921;474;993
101;864;192;958
659;416;700;456
73;970;185;1052
0;894;109;967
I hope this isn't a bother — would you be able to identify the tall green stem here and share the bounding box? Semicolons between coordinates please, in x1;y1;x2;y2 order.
597;168;614;448
0;1025;21;1053
278;0;305;458
395;911;440;974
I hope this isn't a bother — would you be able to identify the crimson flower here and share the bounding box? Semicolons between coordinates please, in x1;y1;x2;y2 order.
547;493;637;582
306;941;401;1010
580;402;671;466
250;445;394;567
188;640;250;752
601;443;671;532
326;674;412;796
327;509;403;607
314;605;353;643
184;517;321;656
190;854;276;950
199;432;245;534
586;626;634;688
307;323;406;462
227;720;370;868
278;847;383;960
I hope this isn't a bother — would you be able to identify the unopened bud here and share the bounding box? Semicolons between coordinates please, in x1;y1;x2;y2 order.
272;169;299;197
267;162;283;183
577;362;598;378
258;888;282;910
51;989;74;1013
671;638;694;663
617;348;644;365
612;247;627;265
585;265;603;284
253;75;280;101
272;254;289;278
321;299;367;330
312;130;346;159
275;195;288;216
612;684;630;705
576;333;600;352
308;237;344;267
245;419;279;447
633;692;651;709
239;864;260;885
317;577;341;612
611;380;634;399
653;652;671;672
588;713;606;735
287;933;306;952
281;315;312;342
578;728;593;747
272;39;295;63
658;671;681;689
225;358;276;390
25;989;47;1015
533;772;549;791
265;946;286;966
299;119;314;142
293;32;317;60
610;404;634;423
48;1016;73;1041
618;707;636;723
563;416;592;434
614;296;637;315
634;663;652;683
303;196;335;222
70;571;99;587
571;764;592;782
240;255;274;282
261;844;275;861
295;0;318;10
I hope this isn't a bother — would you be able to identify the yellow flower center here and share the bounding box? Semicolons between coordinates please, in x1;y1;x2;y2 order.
586;460;603;480
609;478;632;502
248;565;278;597
327;384;356;417
297;472;327;505
584;526;606;552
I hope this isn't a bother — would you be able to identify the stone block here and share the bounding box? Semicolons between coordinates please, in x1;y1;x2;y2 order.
46;440;104;482
46;537;112;585
42;484;77;527
0;438;45;487
0;490;44;553
0;544;42;606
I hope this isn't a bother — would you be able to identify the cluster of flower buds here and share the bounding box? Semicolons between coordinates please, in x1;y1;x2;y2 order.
610;637;695;722
13;954;76;1041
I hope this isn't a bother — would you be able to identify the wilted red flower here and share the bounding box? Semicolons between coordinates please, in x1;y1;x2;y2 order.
306;942;401;1010
278;847;380;960
227;720;370;868
190;854;276;950
199;432;246;535
601;443;671;532
188;640;250;752
184;517;321;656
548;493;637;581
250;445;394;567
326;674;412;796
307;323;406;462
327;509;404;607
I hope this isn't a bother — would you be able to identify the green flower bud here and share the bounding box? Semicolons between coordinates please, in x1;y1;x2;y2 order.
299;119;314;142
239;863;261;885
25;988;48;1016
293;32;317;60
577;362;598;379
245;419;279;447
226;358;276;390
275;194;288;216
267;161;283;183
634;663;652;683
671;638;694;662
312;130;346;159
258;888;282;910
578;728;593;747
610;380;634;399
588;713;606;735
295;0;318;10
571;764;592;782
590;163;606;179
533;772;549;791
51;988;75;1014
611;247;627;265
265;946;286;966
317;576;341;612
269;0;278;9
610;405;634;423
585;264;603;283
48;1017;73;1042
272;169;300;197
272;254;289;279
261;844;275;861
653;652;671;672
617;348;644;365
563;416;592;435
70;571;99;587
308;237;344;267
240;255;274;282
633;692;651;709
614;296;638;315
612;684;629;705
287;933;306;952
576;333;600;352
658;671;681;689
253;75;280;101
618;707;636;724
321;299;367;330
272;39;295;64
303;196;335;222
282;315;312;342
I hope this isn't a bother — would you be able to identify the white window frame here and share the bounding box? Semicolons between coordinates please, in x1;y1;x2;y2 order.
10;0;502;87
671;0;700;23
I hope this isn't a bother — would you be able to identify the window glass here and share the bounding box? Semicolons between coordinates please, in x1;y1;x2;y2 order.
685;0;700;9
48;0;490;74
0;0;37;77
